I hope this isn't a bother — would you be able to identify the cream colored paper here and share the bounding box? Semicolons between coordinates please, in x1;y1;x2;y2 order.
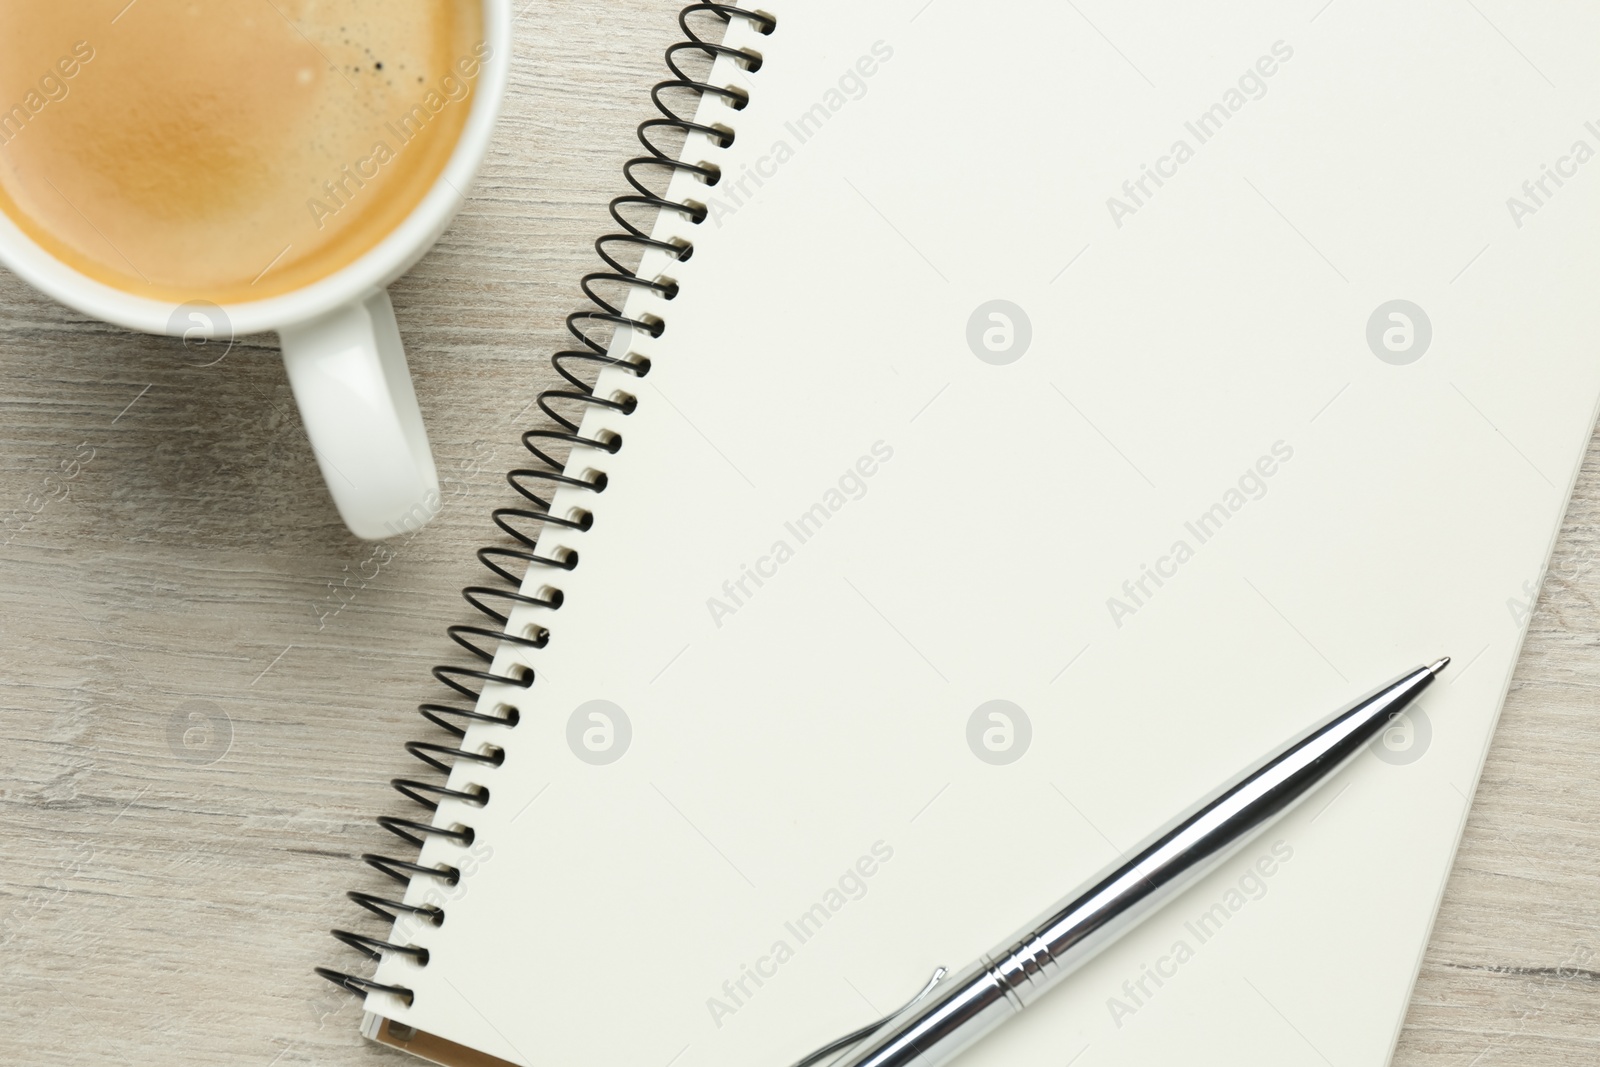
366;3;1600;1065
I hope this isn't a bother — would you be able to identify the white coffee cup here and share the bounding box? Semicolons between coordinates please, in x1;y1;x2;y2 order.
0;1;511;540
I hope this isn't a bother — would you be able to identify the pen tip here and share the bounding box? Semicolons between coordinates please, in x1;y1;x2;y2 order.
1428;656;1451;677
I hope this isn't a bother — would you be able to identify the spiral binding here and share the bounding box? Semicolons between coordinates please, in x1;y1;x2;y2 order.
315;3;777;1008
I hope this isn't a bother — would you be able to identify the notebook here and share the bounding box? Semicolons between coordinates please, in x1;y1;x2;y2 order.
319;3;1600;1065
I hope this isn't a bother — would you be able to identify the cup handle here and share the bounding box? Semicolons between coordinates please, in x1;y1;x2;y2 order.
278;291;440;540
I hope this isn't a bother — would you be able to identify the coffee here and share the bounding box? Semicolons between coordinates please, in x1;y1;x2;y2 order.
0;1;484;304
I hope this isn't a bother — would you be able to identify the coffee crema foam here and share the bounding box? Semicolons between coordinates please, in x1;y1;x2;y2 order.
0;0;483;303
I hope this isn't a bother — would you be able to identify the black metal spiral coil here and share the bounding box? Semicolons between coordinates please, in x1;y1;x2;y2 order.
315;3;776;1008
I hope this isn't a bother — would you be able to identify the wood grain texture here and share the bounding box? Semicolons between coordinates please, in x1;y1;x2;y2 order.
0;3;1594;1065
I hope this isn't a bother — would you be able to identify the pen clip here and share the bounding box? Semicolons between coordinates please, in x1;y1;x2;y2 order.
785;967;949;1067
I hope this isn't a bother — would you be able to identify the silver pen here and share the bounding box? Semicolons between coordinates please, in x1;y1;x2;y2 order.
799;657;1449;1067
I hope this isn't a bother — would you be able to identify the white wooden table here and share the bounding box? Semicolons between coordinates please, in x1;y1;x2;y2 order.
1;3;1595;1064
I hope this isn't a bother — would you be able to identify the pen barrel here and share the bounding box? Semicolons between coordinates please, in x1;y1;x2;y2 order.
828;665;1437;1067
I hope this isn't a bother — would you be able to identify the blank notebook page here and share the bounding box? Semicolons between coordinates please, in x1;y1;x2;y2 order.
363;3;1600;1065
